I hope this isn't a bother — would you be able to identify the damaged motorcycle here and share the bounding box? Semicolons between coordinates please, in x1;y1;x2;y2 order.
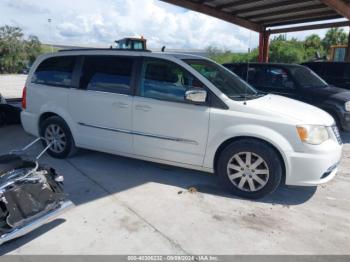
0;138;73;245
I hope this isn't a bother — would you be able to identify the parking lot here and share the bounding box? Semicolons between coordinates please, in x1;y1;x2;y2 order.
0;75;27;100
1;75;350;255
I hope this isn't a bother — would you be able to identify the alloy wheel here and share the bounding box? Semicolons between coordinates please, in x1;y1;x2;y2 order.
227;152;269;192
44;124;67;153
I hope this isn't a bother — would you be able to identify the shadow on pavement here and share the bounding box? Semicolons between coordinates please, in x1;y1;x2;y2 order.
64;148;317;207
182;183;317;205
0;125;322;252
0;125;319;210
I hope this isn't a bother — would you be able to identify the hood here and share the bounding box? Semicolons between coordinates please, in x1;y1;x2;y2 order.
245;94;334;126
304;85;350;102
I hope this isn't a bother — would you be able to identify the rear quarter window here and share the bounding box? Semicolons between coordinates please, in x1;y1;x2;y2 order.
31;56;76;87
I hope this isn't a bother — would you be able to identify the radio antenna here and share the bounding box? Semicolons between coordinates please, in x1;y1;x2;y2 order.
244;30;252;105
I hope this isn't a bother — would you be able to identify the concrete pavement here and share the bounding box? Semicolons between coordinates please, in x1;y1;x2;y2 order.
0;125;349;255
0;74;26;99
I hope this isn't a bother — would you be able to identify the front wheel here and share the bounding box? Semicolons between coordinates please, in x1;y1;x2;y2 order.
217;139;283;199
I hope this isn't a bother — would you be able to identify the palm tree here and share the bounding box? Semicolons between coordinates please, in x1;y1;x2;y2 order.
322;28;348;51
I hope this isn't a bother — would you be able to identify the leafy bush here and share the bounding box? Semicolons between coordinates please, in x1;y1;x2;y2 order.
208;28;348;64
0;25;42;74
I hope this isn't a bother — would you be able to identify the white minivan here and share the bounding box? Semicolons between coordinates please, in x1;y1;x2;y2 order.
21;49;343;199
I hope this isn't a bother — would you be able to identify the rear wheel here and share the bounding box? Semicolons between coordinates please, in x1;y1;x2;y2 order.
40;116;77;159
217;139;282;199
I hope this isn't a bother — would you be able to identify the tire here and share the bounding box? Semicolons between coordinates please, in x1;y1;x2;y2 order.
40;116;77;159
331;113;342;131
217;139;282;199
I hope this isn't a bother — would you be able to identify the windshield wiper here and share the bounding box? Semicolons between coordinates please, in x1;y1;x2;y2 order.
229;93;265;100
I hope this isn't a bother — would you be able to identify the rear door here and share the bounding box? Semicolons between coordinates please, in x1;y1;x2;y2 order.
68;55;136;154
132;58;210;166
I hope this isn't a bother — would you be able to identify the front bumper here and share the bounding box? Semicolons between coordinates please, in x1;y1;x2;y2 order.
285;141;342;186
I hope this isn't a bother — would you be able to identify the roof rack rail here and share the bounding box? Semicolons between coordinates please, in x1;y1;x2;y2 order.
58;48;151;52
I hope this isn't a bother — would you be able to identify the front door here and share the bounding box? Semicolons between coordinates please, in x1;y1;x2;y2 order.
68;55;136;154
132;58;210;166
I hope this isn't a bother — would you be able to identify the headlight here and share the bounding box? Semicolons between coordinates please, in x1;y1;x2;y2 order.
296;125;330;145
345;101;350;112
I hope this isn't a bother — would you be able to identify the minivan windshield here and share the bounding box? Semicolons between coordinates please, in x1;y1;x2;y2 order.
183;59;261;100
289;66;328;88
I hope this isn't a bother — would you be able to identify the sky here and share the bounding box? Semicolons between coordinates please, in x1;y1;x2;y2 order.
0;0;348;52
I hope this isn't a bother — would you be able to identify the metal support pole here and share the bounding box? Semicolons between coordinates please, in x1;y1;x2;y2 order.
346;27;350;62
258;31;270;63
258;32;264;62
263;31;270;63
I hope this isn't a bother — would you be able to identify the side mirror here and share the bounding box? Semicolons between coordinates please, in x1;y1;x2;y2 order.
185;89;207;103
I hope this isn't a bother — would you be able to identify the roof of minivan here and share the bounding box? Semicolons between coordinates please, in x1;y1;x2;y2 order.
55;49;207;60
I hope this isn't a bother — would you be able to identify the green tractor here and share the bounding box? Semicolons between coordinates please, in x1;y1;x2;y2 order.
115;37;147;51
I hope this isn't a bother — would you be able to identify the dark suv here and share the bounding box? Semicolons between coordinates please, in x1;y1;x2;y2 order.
224;62;350;131
302;62;350;90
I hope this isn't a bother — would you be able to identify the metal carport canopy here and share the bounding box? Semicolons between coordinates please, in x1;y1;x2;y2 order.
160;0;350;62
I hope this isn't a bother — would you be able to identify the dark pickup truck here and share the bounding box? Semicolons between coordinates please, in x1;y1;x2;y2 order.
223;62;350;131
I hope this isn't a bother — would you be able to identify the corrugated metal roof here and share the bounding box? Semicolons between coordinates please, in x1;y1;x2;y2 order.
162;0;348;30
206;0;342;26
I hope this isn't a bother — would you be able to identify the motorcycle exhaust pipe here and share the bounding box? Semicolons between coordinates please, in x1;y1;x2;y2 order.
0;201;74;246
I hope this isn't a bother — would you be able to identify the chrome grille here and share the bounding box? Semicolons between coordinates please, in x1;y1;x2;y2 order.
332;125;342;145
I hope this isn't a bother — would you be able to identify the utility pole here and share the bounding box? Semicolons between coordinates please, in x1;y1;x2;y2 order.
48;18;53;53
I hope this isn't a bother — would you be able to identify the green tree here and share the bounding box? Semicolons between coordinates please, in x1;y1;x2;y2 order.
207;46;258;64
207;28;349;65
269;35;304;63
24;35;42;64
322;27;348;51
0;25;42;73
304;34;325;61
305;34;322;49
0;25;26;73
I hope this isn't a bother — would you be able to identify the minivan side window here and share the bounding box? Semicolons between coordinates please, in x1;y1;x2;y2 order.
139;58;205;103
32;56;75;87
80;56;134;95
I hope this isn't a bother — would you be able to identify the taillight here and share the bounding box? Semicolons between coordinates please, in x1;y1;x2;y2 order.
22;86;26;109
